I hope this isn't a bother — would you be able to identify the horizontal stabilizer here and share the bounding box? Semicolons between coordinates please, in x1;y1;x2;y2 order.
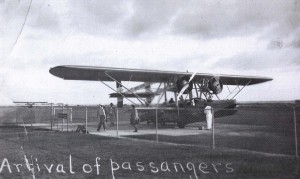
109;92;160;98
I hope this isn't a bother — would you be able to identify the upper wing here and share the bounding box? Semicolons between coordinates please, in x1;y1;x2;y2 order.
49;65;272;85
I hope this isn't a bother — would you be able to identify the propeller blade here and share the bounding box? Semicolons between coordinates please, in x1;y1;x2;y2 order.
177;85;188;99
189;72;197;83
177;72;197;100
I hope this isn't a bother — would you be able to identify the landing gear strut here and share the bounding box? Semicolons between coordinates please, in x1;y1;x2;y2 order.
177;121;186;129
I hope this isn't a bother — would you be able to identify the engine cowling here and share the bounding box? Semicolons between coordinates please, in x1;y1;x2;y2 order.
176;76;193;94
208;77;223;94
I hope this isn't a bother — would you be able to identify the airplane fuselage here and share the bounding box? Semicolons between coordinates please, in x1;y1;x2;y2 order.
138;99;237;128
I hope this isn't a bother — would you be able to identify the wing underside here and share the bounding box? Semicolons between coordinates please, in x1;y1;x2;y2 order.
49;65;272;85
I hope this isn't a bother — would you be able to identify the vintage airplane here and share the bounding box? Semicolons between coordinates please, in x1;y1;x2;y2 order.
14;101;48;108
49;65;272;128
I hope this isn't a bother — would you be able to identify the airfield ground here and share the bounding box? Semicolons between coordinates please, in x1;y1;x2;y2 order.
0;127;299;179
80;106;299;156
0;104;299;178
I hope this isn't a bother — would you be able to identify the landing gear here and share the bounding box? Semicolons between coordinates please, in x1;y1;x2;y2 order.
177;121;186;129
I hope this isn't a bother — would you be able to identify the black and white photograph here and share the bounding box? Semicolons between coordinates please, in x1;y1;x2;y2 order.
0;0;299;178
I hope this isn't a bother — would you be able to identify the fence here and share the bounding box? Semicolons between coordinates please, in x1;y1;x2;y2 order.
1;104;298;158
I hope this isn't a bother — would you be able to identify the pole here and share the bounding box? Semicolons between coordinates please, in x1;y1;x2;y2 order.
55;108;58;131
156;109;158;143
164;83;167;103
30;108;33;127
67;109;69;133
15;107;18;124
175;92;180;126
51;103;53;130
293;107;298;158
175;92;178;107
62;105;64;131
212;107;215;150
116;108;119;138
70;108;73;123
85;108;88;134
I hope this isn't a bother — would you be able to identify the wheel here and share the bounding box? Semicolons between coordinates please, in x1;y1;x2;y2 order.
177;121;185;128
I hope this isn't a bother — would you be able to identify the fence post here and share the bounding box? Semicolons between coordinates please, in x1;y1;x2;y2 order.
116;108;119;138
54;108;59;131
69;108;72;132
293;107;298;158
30;108;33;127
62;105;64;131
67;109;69;133
70;108;73;124
156;109;158;144
85;108;88;134
51;104;53;130
212;107;215;150
15;107;19;125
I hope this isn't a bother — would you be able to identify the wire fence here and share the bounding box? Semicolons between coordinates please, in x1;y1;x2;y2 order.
0;104;298;158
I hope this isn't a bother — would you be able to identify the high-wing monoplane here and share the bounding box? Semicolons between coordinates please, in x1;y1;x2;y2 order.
49;65;272;128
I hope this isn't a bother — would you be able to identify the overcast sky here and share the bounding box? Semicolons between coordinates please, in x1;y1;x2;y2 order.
1;0;300;105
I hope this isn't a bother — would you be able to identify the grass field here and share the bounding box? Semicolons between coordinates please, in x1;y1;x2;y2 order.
124;124;297;156
0;126;299;179
115;106;299;156
0;105;299;178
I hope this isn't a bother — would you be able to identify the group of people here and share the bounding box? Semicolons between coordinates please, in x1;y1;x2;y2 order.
97;103;140;132
77;100;211;134
97;103;116;131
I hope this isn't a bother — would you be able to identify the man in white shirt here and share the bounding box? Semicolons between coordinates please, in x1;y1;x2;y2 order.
204;104;212;130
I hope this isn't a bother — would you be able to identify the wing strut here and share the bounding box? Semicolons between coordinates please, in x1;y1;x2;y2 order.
104;72;148;106
156;79;173;105
231;80;252;99
196;83;203;100
194;83;199;98
225;86;239;99
99;81;137;105
225;82;232;93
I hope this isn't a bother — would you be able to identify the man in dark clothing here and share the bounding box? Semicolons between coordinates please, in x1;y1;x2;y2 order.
109;103;116;127
76;125;89;134
97;105;106;131
169;98;175;104
130;105;139;132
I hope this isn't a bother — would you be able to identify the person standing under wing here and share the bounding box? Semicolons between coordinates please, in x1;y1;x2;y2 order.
130;105;140;132
109;103;116;127
204;103;212;130
97;105;106;131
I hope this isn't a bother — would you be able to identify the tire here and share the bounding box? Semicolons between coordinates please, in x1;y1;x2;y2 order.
177;121;185;128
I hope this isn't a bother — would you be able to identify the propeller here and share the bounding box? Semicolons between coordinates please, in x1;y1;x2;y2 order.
177;72;197;100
